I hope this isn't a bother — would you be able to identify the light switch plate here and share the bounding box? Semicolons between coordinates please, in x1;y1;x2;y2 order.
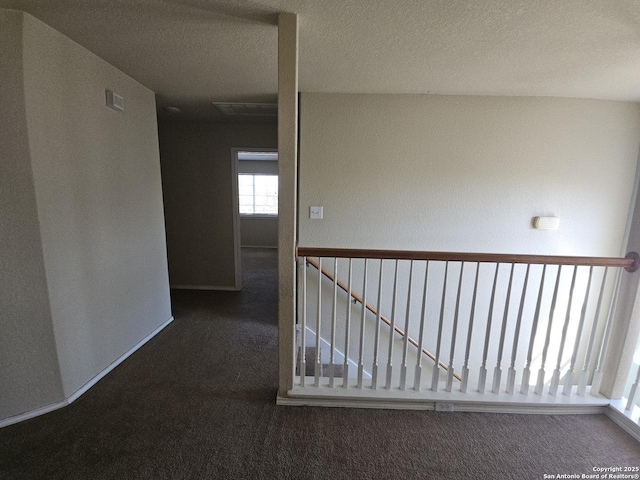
310;206;323;219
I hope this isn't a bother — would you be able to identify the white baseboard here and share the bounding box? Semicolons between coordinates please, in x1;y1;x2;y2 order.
605;403;640;442
0;400;70;430
0;315;174;429
171;284;239;291
66;316;174;403
277;394;607;415
279;383;612;415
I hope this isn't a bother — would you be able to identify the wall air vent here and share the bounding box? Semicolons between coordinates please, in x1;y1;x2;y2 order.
106;90;124;111
212;102;277;116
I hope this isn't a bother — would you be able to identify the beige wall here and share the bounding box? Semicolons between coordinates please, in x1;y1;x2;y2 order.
299;93;640;257
158;122;277;287
297;93;640;395
0;10;64;420
238;159;278;175
277;13;299;396
0;10;172;421
241;217;278;248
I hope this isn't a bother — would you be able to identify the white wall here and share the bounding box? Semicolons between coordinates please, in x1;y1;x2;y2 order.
21;13;172;399
0;10;64;420
299;93;640;257
601;165;640;397
0;10;172;421
158;122;277;287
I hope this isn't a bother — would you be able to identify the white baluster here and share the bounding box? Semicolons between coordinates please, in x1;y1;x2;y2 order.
461;262;480;393
446;262;464;392
342;259;353;388
357;259;369;389
535;265;563;395
315;257;322;387
329;258;338;387
563;266;593;396
478;263;499;394
493;263;515;393
414;261;430;391
522;265;547;395
372;260;384;389
386;260;399;389
431;262;449;392
591;268;623;396
626;364;640;411
577;268;608;396
400;261;415;390
507;264;530;394
550;266;578;396
300;257;307;387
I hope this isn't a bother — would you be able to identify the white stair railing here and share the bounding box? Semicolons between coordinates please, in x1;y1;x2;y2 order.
295;247;639;400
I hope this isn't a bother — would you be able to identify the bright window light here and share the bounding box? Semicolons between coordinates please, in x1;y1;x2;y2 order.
239;174;278;215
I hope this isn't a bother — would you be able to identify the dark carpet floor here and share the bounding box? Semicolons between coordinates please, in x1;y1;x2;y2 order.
1;248;638;479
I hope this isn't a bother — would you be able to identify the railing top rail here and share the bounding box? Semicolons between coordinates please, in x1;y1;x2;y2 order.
296;247;640;272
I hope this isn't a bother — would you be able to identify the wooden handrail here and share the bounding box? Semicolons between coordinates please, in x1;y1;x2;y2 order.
298;247;640;272
305;257;462;381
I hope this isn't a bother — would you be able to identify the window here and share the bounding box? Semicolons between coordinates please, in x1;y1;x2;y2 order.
238;174;278;215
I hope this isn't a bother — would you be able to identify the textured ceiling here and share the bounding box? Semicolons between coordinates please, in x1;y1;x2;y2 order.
2;0;640;120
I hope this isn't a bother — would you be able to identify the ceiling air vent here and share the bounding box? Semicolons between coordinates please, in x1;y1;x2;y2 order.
212;102;277;116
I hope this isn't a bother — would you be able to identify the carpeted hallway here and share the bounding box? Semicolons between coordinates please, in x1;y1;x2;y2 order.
1;248;638;479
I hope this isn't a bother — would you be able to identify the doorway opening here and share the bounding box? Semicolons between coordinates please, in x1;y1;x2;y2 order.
231;148;278;290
